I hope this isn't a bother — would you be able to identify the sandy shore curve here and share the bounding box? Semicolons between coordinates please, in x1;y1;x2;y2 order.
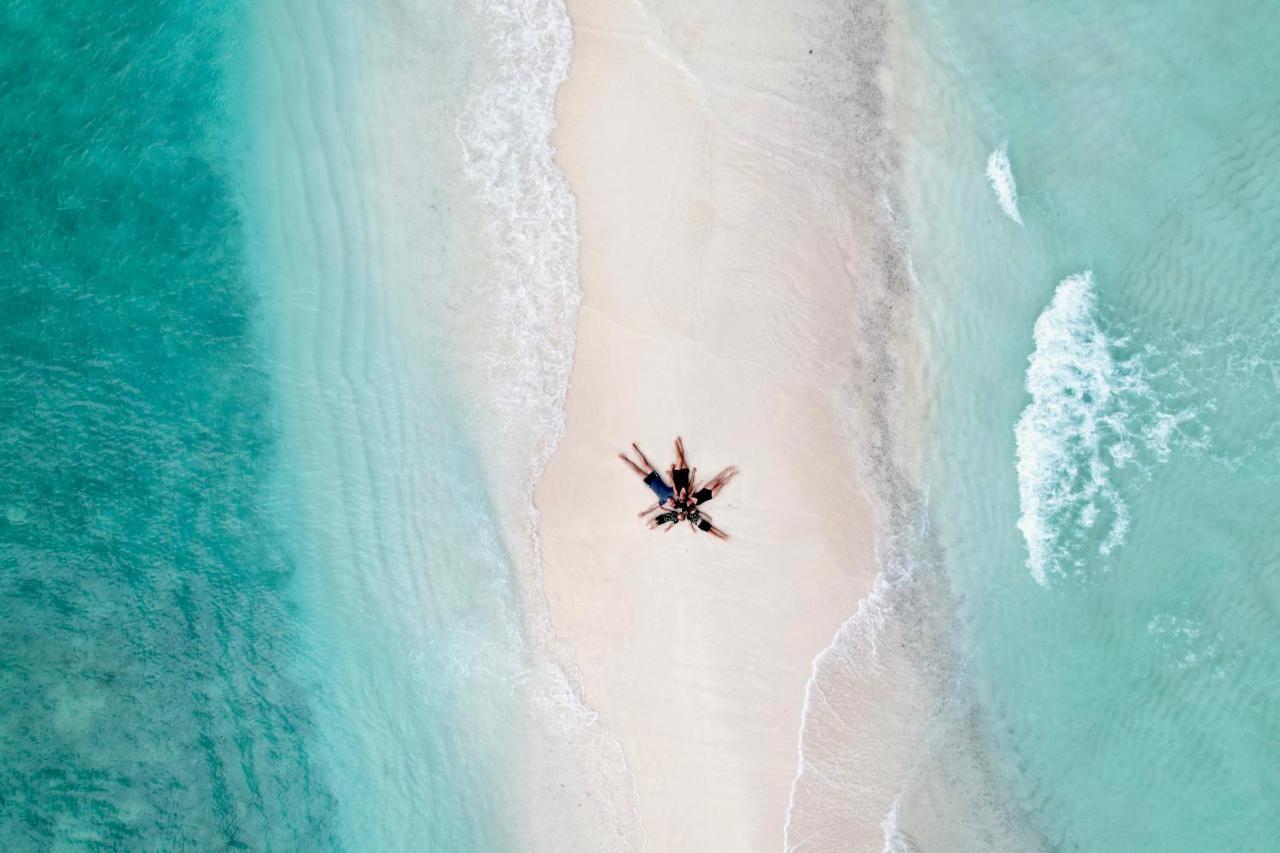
536;0;886;847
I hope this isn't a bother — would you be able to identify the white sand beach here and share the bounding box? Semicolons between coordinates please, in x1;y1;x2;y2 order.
536;0;896;847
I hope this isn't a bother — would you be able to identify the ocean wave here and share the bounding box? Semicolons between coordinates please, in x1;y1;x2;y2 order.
783;500;1048;851
985;142;1023;225
880;797;918;853
1014;272;1206;585
456;2;644;848
783;494;940;851
1015;272;1123;584
458;0;580;477
783;566;905;851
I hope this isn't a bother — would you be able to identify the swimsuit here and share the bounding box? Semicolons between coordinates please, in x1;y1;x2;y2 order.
673;467;690;493
683;508;712;533
692;487;713;505
644;470;674;503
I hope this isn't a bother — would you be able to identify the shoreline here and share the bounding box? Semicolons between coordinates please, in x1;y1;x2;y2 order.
536;0;900;846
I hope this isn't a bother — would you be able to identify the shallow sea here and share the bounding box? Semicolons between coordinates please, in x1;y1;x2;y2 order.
8;0;1277;848
0;0;624;849
898;0;1280;848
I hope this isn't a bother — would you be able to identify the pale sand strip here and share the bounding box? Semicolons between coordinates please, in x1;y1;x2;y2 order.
537;0;884;848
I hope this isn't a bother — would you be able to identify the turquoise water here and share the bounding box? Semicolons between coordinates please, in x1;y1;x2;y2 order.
0;1;340;846
900;1;1280;848
0;0;603;848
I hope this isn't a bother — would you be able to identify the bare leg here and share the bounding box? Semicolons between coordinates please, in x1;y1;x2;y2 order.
632;443;657;473
706;524;730;540
708;466;739;494
618;453;647;478
674;436;687;469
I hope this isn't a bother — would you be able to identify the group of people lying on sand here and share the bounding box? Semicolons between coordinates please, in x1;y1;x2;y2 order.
618;437;737;540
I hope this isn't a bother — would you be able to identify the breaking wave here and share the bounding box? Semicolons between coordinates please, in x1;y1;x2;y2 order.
985;142;1023;225
457;1;644;847
1014;271;1206;585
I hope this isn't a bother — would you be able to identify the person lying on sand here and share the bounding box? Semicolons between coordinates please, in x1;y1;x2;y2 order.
684;507;729;540
646;509;684;531
642;503;729;539
626;437;733;540
642;466;738;515
687;466;738;506
671;436;692;497
619;443;675;506
637;497;678;518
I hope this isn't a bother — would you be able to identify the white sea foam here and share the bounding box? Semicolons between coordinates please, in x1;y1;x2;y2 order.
1014;272;1210;585
880;797;916;853
986;143;1023;225
784;568;899;850
458;0;580;476
782;489;943;849
456;2;644;847
1016;272;1126;584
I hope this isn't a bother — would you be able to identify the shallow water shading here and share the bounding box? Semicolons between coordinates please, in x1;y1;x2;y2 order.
1;0;630;848
896;0;1280;847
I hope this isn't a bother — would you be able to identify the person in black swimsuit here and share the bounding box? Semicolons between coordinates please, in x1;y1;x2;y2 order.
626;435;735;541
684;507;729;540
671;436;692;496
688;465;738;506
646;509;684;531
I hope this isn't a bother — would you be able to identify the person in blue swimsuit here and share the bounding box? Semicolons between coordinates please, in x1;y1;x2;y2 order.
618;442;675;505
625;437;735;540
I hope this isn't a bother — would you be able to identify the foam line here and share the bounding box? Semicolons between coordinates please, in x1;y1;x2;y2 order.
986;142;1024;225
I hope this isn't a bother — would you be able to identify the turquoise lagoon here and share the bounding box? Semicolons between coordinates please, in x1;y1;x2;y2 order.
898;0;1280;848
0;0;621;849
7;0;1279;849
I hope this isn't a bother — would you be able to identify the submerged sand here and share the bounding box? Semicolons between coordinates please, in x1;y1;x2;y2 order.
536;0;897;847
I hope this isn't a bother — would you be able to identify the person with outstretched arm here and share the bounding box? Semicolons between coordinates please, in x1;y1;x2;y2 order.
688;465;738;506
618;442;675;506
